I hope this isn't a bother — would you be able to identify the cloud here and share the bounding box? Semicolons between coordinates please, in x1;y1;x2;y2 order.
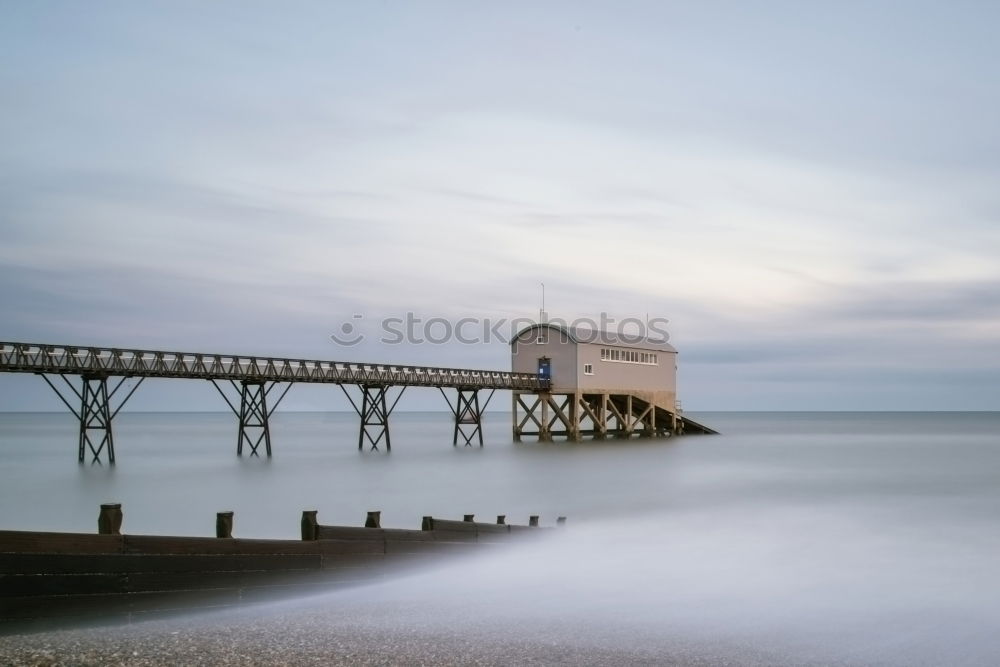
2;2;1000;409
825;279;1000;323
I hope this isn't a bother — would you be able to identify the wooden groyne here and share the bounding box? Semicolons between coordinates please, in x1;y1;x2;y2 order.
0;505;563;633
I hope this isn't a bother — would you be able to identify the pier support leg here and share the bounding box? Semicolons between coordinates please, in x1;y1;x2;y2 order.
238;381;271;457
568;392;581;441
606;394;628;438
514;392;537;441
513;392;584;442
211;380;292;457
39;373;144;465
441;388;495;447
511;392;684;443
80;375;115;464
635;401;654;437
539;392;552;442
360;385;389;451
579;394;606;439
596;394;608;439
625;395;634;437
542;393;574;440
512;392;521;442
341;385;405;452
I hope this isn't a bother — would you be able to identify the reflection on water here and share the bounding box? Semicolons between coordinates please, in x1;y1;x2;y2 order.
1;411;998;664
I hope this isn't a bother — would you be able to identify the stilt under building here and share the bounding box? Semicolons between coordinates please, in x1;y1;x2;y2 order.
510;323;716;441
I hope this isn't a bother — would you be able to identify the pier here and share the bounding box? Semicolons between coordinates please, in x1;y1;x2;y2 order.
0;335;714;464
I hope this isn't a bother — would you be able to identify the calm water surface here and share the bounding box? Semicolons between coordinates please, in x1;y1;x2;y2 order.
1;411;998;665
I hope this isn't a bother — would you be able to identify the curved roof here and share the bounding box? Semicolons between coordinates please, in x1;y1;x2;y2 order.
512;323;677;353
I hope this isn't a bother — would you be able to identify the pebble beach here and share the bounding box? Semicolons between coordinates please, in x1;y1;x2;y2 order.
0;601;799;667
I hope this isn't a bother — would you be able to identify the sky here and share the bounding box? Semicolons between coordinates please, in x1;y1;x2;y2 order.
1;1;998;411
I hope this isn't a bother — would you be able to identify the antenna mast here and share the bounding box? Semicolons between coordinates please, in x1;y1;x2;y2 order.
539;282;547;323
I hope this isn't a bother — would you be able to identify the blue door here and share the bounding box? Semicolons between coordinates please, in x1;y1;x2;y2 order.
537;357;551;381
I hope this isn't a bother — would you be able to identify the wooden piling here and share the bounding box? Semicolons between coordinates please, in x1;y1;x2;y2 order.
539;395;552;442
301;510;318;541
97;503;122;535
216;511;234;538
556;516;566;526
463;514;475;522
528;515;539;527
0;509;569;628
365;511;381;528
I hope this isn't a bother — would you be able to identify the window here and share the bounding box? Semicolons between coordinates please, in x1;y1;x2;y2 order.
598;347;660;365
536;329;548;344
583;363;593;375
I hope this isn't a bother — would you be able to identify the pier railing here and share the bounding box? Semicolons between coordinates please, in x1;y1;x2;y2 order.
0;342;543;390
0;341;714;463
0;341;549;461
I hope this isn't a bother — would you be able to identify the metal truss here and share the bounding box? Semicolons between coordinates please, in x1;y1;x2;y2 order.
211;380;292;457
440;387;496;447
39;373;145;464
3;342;715;460
341;384;406;452
1;342;547;391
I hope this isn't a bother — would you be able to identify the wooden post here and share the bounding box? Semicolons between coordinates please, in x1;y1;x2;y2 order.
556;516;567;526
97;503;122;535
512;392;521;441
539;394;552;442
216;511;234;538
463;514;475;522
595;394;606;439
301;510;318;541
365;511;381;528
601;394;614;438
569;392;581;441
529;515;539;527
421;516;434;531
625;394;634;437
496;514;506;525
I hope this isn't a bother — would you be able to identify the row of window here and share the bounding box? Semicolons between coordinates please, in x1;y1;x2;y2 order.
600;348;658;365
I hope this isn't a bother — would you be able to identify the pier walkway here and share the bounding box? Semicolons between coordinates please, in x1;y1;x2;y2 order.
0;341;546;462
0;340;713;464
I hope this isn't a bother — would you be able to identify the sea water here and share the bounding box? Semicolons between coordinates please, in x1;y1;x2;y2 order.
1;411;998;664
